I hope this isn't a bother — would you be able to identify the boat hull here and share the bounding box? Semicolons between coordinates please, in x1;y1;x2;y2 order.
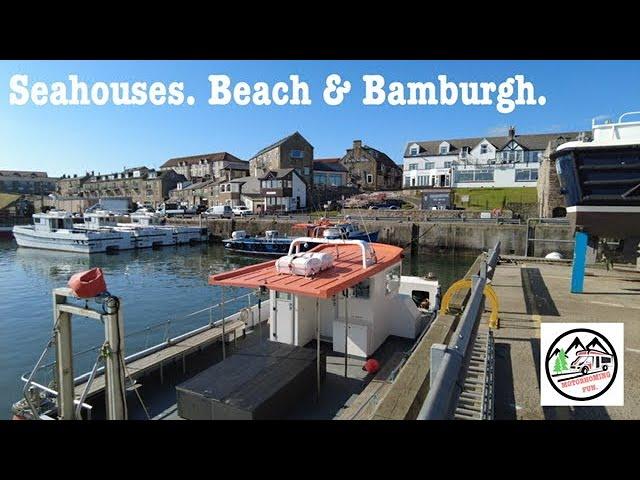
567;206;640;237
12;225;208;254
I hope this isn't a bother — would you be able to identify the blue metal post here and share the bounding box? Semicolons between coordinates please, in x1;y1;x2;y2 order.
571;231;589;293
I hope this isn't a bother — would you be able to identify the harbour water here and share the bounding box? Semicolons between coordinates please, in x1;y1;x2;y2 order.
0;238;476;419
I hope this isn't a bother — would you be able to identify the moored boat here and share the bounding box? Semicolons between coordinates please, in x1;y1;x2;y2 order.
12;209;208;253
223;217;379;256
552;112;640;237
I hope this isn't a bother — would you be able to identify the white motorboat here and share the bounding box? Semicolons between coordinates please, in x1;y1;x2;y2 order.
12;210;208;254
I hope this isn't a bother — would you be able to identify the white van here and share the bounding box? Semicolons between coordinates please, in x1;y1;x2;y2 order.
204;205;233;218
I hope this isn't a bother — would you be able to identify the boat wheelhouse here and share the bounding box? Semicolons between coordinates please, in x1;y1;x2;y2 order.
552;112;640;237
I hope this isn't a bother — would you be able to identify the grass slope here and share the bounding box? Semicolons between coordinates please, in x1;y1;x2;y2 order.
453;187;537;210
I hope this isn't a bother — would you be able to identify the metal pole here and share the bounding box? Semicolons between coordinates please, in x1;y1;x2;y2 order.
258;292;262;341
104;306;126;420
571;231;588;294
53;291;74;420
221;287;226;359
343;291;348;378
316;297;321;400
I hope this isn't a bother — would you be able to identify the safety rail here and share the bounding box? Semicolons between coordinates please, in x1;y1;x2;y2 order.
20;290;260;394
524;217;573;257
417;241;501;420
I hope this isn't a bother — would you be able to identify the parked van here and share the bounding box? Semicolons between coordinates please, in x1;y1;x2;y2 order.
204;205;233;218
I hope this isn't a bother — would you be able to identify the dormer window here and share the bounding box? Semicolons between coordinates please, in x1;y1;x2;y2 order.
460;147;469;158
409;145;419;156
439;142;450;155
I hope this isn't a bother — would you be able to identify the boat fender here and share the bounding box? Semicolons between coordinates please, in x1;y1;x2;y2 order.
362;358;380;374
68;267;108;298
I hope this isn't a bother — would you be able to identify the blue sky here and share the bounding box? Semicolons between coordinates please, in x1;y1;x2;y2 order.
1;60;639;177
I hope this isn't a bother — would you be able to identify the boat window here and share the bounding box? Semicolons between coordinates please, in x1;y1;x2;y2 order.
385;265;401;296
275;291;292;300
411;290;430;309
353;279;370;298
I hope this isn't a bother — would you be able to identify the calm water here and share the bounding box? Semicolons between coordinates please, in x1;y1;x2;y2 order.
0;238;476;419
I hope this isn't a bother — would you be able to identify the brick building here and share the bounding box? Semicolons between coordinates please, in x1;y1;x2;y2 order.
249;132;314;187
159;152;246;181
57;173;91;197
81;167;186;207
339;140;402;191
0;170;57;195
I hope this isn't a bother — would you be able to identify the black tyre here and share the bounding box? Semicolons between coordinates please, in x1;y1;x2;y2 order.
581;366;589;375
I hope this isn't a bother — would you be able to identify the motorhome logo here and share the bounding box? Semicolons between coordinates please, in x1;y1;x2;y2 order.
541;323;624;406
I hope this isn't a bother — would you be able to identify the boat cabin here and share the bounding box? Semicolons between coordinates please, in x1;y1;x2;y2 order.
210;238;437;358
83;211;119;230
33;211;75;232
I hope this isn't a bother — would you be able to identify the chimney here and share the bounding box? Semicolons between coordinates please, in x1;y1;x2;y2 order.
508;126;516;138
353;140;362;157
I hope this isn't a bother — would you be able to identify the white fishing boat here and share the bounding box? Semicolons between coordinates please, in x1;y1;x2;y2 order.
12;236;442;420
12;210;208;254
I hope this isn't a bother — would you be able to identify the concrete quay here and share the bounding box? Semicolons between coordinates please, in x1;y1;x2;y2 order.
490;257;640;420
168;217;574;257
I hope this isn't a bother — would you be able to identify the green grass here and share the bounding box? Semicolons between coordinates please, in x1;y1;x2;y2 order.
0;193;20;210
453;187;537;211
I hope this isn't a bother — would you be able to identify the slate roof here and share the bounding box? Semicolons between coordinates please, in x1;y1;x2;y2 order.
161;152;245;168
404;130;583;157
250;132;313;159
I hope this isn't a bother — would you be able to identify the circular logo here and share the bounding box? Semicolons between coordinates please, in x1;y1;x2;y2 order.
544;328;618;401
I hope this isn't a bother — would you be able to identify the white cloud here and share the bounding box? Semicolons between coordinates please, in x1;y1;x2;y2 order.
486;125;509;137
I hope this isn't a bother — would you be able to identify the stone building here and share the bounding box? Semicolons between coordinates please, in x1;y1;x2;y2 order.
57;173;91;197
249;132;314;187
81;167;186;207
538;141;569;218
0;170;57;195
159;152;246;181
339;140;402;191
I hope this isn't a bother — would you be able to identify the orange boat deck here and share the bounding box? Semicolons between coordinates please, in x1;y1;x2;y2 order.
208;242;404;299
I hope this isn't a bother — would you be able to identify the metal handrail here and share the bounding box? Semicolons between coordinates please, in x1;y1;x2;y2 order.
22;290;260;397
417;241;501;420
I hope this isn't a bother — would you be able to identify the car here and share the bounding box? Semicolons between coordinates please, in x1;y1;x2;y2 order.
232;206;253;216
204;205;233;218
386;205;399;210
368;205;379;210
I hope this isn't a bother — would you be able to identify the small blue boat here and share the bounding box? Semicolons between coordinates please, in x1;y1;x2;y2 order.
223;220;379;256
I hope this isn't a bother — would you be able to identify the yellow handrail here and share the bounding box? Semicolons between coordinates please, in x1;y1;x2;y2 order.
439;279;500;329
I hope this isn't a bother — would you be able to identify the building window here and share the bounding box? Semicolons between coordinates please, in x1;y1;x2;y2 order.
515;168;539;182
303;167;310;176
418;175;428;186
290;150;304;159
408;163;418;171
367;174;373;184
439;146;448;155
404;176;411;187
460;147;469;158
444;162;452;168
409;146;419;155
424;162;435;170
454;169;495;183
480;144;488;155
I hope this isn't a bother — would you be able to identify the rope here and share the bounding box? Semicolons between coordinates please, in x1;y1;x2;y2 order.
121;351;151;420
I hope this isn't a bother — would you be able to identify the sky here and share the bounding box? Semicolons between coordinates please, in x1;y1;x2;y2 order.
1;60;639;177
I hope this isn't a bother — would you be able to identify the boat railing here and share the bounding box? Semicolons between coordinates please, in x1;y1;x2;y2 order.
19;290;265;413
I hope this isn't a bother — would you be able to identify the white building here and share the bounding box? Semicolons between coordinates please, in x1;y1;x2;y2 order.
403;127;581;189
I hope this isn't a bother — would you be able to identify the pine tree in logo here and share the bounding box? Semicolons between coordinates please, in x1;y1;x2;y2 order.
553;348;568;374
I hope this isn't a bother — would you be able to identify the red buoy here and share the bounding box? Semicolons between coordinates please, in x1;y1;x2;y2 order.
68;268;107;298
363;358;380;374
